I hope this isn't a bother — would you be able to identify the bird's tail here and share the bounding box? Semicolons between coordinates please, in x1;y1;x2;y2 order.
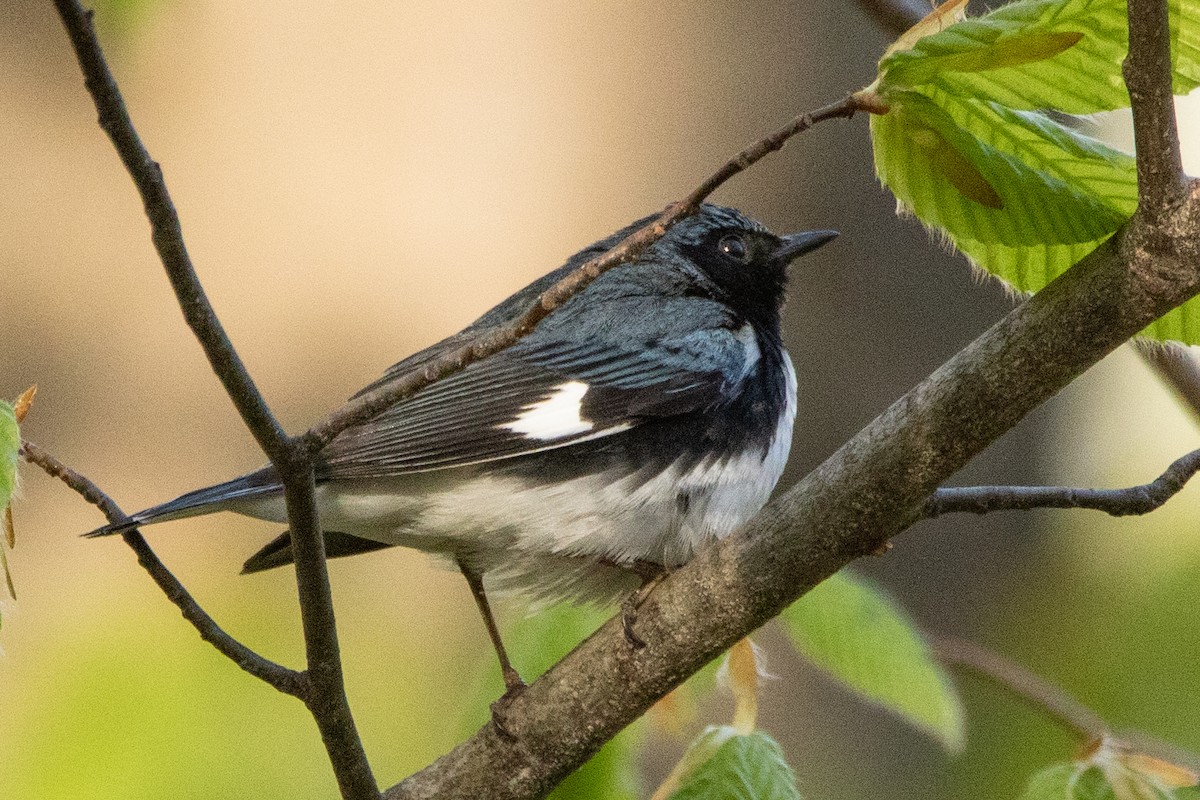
83;469;282;538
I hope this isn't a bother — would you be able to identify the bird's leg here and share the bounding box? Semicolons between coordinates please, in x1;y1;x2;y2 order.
457;559;524;737
457;560;524;691
615;558;669;650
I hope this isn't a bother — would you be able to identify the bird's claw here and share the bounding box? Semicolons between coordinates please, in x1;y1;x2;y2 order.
619;564;669;649
489;675;527;740
622;607;647;649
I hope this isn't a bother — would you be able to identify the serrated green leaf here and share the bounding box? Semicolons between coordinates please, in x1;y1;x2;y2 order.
922;88;1137;282
0;401;18;513
667;727;801;800
878;0;1200;113
871;91;1128;246
780;570;965;751
869;0;1200;344
871;81;1200;341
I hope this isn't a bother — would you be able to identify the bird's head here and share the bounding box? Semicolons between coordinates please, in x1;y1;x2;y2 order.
664;204;837;323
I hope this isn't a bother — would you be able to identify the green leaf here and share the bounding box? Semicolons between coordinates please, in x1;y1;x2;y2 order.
867;0;1200;345
892;88;1137;281
878;0;1200;113
667;727;801;800
0;400;17;514
780;570;966;751
872;91;1128;247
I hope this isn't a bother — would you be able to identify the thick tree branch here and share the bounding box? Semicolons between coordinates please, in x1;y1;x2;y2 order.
384;23;1200;788
1125;0;1188;214
391;2;1200;796
925;446;1200;516
300;96;861;456
19;440;306;696
383;187;1200;797
931;636;1110;739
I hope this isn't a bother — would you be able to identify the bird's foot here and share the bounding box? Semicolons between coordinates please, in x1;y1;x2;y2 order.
619;562;670;650
489;670;527;740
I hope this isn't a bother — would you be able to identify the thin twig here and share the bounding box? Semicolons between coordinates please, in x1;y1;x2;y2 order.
924;447;1200;517
931;635;1110;739
19;439;306;697
300;95;862;456
51;4;378;797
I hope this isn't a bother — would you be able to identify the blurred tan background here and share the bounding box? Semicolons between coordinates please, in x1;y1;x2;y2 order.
3;1;1200;797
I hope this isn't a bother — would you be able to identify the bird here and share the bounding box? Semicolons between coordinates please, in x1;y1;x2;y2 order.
87;203;836;697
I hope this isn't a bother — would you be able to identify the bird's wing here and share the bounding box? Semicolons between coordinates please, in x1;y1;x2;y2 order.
316;295;756;479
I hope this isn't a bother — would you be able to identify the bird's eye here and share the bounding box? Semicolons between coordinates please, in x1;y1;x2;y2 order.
718;234;749;263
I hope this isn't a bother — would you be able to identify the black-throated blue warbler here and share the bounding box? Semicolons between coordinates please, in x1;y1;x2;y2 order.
88;203;836;693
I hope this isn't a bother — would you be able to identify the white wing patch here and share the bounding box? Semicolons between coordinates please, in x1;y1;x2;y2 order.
501;380;594;441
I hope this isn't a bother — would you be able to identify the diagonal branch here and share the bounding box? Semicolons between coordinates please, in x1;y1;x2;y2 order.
385;23;1200;786
924;446;1200;517
19;439;306;697
381;183;1200;798
300;95;861;455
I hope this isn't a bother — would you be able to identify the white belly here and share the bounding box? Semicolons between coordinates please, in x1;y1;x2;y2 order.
238;359;797;602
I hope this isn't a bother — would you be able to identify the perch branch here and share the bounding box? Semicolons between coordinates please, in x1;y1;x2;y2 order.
383;16;1200;785
383;192;1200;797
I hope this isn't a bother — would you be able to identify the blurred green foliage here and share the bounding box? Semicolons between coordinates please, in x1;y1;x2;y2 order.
782;569;965;751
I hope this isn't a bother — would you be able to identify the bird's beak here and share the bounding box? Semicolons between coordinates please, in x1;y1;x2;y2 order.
773;230;838;264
